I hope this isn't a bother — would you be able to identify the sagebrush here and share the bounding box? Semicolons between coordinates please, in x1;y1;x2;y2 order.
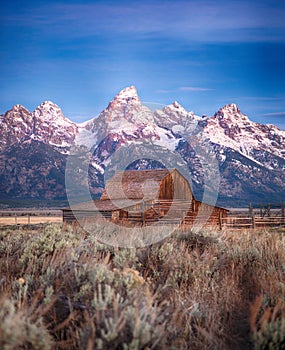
1;223;285;349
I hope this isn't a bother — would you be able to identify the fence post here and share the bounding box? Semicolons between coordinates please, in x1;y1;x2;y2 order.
28;214;31;225
14;214;17;225
142;200;145;226
252;214;255;229
267;204;271;217
219;212;223;230
249;203;253;216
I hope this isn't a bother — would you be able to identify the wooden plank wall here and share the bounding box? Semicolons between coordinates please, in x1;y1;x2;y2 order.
63;210;112;223
159;170;193;201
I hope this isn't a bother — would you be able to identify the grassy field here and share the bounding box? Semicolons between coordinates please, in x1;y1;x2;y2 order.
0;216;62;225
0;210;62;226
1;223;285;349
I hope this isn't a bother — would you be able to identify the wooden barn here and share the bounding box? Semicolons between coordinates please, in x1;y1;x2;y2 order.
62;168;228;228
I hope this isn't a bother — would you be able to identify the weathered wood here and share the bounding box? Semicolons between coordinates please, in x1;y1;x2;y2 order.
249;203;253;216
219;212;223;230
252;215;255;229
221;214;285;229
267;204;271;217
62;169;228;227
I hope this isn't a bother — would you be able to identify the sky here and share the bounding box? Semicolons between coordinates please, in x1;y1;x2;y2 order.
1;0;285;129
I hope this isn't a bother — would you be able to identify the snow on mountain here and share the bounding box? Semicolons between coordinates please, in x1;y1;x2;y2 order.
154;101;201;136
33;101;74;127
75;121;98;150
0;104;33;152
75;86;177;153
31;101;78;149
83;86;153;133
0;101;78;153
1;86;285;205
203;103;285;169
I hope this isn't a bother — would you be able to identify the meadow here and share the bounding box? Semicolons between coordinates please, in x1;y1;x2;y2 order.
1;223;285;349
0;210;62;226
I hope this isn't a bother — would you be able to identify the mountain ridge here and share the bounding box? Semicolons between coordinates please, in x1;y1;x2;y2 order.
0;86;284;207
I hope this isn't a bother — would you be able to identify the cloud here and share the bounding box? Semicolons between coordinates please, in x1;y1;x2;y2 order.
178;86;213;92
259;112;285;117
254;112;285;130
156;86;213;93
239;96;285;101
2;1;285;43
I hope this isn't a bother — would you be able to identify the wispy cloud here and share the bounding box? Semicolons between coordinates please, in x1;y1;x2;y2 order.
157;86;213;93
258;112;285;117
238;96;285;101
2;1;285;43
255;112;285;130
178;86;213;92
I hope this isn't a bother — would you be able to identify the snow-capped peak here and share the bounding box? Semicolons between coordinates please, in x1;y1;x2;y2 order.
40;100;58;107
11;104;30;114
112;86;140;103
172;101;186;110
218;103;242;115
153;100;199;135
222;103;240;113
34;101;63;118
94;85;146;129
32;101;75;127
215;103;249;124
163;101;193;116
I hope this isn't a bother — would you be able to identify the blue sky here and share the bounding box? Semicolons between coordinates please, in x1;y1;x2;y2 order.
1;0;285;129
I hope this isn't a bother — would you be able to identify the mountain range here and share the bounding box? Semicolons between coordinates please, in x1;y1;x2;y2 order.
0;86;284;208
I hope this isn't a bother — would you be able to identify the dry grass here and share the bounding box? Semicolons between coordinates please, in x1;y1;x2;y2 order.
1;223;285;349
0;216;62;225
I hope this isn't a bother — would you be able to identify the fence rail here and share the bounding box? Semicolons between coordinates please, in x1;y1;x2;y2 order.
0;215;62;225
222;216;285;229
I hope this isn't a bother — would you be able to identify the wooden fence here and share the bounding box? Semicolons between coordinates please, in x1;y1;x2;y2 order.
221;215;285;229
248;203;285;217
1;203;284;230
0;211;62;226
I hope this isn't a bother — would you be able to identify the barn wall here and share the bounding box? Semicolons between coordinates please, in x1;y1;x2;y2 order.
159;173;174;199
62;209;112;223
62;210;76;223
173;170;193;200
159;170;193;201
62;169;228;228
184;200;228;226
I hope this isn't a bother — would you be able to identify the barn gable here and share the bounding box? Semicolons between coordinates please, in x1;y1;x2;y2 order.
100;168;193;201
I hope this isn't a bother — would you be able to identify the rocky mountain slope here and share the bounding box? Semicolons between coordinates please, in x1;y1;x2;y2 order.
0;86;284;207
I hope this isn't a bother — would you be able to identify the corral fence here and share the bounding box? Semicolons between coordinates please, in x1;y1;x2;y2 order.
223;203;285;229
1;203;284;229
0;210;62;226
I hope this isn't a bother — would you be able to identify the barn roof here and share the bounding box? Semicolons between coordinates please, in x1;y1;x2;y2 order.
63;199;142;212
100;168;175;201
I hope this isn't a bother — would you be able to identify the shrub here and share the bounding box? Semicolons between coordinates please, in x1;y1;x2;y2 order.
0;297;53;350
1;224;285;349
